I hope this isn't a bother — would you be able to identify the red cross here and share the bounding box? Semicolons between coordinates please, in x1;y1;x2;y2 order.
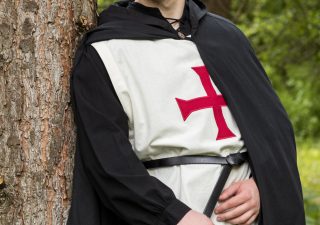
175;66;236;140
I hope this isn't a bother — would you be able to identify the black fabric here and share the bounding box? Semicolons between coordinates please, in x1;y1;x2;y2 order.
126;0;191;36
67;45;191;225
126;1;164;19
68;0;306;225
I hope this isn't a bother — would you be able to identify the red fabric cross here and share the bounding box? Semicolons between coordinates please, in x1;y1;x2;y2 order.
175;66;236;140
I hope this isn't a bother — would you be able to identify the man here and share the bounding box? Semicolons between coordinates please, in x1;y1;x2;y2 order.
67;0;305;225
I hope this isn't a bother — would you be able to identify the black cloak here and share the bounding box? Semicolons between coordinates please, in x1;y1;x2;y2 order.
67;0;305;224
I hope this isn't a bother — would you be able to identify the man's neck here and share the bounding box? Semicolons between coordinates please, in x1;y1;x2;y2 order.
134;0;185;29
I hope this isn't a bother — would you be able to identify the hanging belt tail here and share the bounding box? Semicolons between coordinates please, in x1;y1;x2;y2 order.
142;151;249;218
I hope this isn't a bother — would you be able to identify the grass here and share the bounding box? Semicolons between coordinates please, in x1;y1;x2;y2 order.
297;141;320;225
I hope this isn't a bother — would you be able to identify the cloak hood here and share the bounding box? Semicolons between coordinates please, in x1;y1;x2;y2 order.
76;0;207;47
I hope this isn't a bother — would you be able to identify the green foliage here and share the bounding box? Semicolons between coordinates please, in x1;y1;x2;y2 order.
97;0;115;12
297;142;320;225
232;0;320;140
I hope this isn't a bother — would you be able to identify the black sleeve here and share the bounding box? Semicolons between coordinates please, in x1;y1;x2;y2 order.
70;44;192;225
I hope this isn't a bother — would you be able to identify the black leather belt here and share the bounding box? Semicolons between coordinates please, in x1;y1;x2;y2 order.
142;152;249;218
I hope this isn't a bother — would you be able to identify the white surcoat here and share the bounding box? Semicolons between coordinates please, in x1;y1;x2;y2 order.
92;38;253;225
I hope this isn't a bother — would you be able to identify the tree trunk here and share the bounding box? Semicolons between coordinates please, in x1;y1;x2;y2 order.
0;0;96;224
202;0;232;19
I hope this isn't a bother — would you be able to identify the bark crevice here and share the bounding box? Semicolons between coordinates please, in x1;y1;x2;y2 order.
0;0;96;224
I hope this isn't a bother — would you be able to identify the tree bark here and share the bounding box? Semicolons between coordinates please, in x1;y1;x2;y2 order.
202;0;232;19
0;0;96;224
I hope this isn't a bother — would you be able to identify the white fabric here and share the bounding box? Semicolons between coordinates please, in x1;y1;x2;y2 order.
92;39;256;224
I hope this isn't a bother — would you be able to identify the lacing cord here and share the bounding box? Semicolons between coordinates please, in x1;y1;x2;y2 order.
164;16;185;26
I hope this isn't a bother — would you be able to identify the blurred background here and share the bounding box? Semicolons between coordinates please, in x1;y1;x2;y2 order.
98;0;320;223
